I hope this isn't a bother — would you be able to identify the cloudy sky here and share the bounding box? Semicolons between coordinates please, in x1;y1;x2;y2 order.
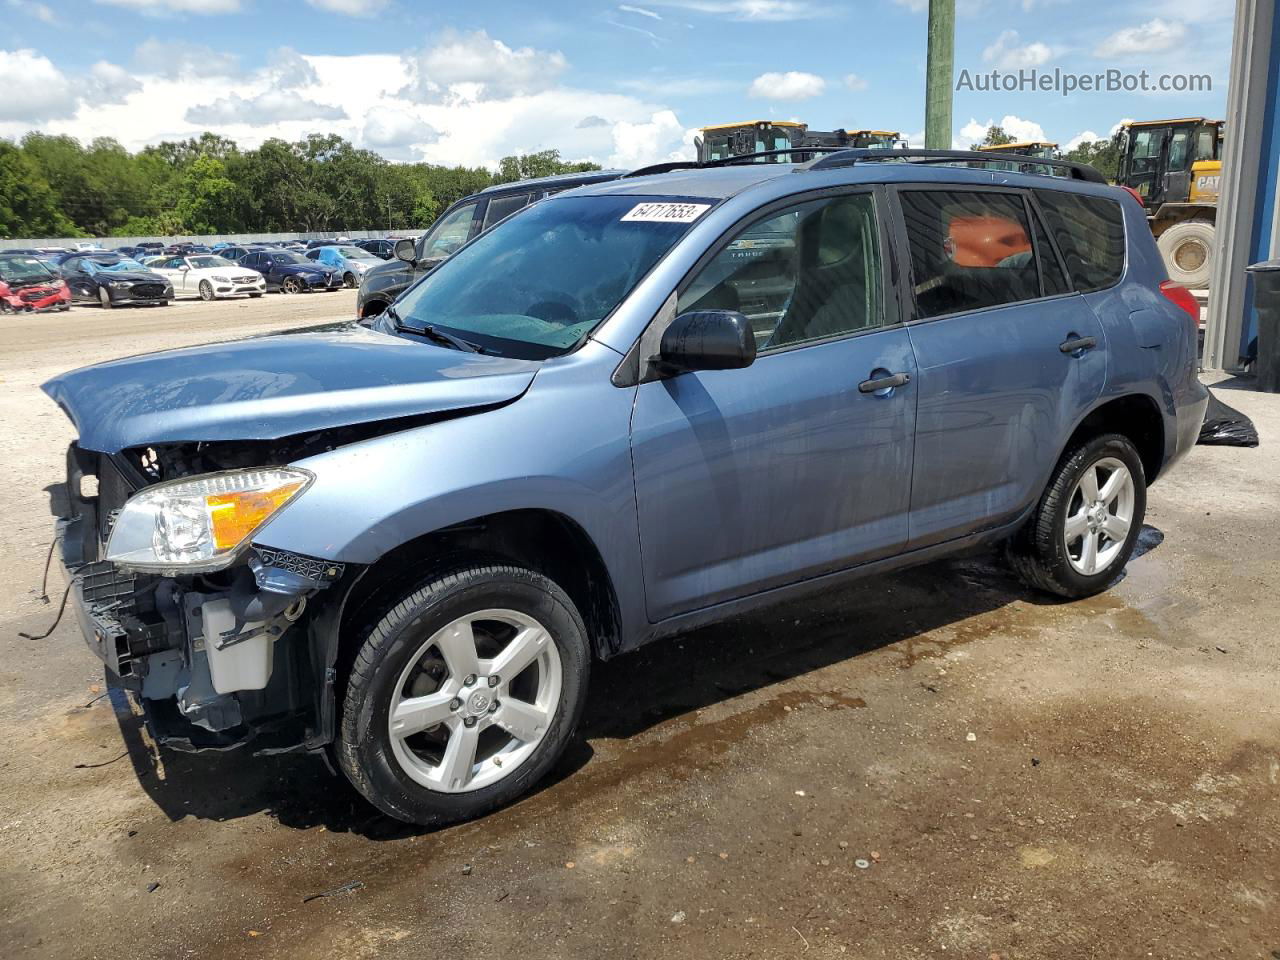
0;0;1232;168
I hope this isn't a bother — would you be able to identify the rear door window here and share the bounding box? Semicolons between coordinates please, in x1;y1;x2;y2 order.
1035;190;1126;292
898;190;1041;319
421;202;480;259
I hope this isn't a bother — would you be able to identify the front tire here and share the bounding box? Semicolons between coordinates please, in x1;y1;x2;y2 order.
343;272;357;288
1008;434;1146;599
199;280;214;301
98;287;113;309
281;276;303;295
337;562;590;826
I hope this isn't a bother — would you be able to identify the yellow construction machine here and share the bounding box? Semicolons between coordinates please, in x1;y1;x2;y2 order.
1115;118;1223;288
694;121;902;163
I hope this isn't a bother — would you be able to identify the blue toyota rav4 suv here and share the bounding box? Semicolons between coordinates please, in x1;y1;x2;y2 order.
42;149;1207;826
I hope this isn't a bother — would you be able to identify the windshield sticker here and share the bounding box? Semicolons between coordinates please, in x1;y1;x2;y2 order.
621;202;711;224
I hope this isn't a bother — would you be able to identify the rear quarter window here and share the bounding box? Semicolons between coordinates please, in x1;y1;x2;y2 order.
1035;190;1126;292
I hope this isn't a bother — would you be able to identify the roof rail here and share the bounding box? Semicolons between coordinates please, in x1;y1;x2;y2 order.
800;148;1108;183
622;146;848;179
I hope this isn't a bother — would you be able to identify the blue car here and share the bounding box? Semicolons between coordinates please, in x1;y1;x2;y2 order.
41;148;1207;826
305;243;383;287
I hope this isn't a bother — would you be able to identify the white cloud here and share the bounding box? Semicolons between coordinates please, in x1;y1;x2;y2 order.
362;106;437;148
0;49;693;173
134;38;238;79
843;73;867;91
87;61;141;104
891;0;926;11
1094;18;1187;57
956;114;1047;148
264;47;319;89
1109;117;1134;136
0;49;76;122
748;70;825;100
186;91;347;126
305;0;389;14
401;30;568;103
577;115;611;128
1064;129;1101;152
647;0;831;20
94;0;241;13
619;3;662;18
607;110;686;168
982;30;1053;69
6;0;57;23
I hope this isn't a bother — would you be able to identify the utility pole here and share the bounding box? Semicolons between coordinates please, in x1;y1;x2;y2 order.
925;0;955;149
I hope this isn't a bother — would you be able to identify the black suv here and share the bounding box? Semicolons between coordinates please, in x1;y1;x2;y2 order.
356;170;625;319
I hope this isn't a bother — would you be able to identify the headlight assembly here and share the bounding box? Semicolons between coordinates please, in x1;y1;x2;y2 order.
106;467;313;572
212;275;229;282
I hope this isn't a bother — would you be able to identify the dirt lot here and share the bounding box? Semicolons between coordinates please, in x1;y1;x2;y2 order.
1;294;1277;959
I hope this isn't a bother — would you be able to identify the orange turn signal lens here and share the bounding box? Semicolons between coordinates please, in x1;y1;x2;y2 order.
207;480;308;551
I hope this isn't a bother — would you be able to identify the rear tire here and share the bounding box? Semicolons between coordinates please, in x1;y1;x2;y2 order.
337;562;590;826
1157;218;1214;289
1008;433;1146;599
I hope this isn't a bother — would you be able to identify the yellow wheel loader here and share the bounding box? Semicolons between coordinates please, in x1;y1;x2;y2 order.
1116;118;1223;289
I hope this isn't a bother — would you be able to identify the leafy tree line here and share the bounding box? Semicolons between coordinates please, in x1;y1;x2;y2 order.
0;132;600;239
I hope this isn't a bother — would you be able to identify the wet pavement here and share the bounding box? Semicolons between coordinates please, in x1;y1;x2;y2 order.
1;304;1276;958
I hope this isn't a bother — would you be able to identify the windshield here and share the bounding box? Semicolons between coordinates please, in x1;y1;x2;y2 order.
189;256;234;268
390;195;704;359
271;252;311;264
0;256;54;283
336;246;373;259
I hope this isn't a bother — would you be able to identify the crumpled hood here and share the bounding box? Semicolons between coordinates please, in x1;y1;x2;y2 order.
42;322;541;453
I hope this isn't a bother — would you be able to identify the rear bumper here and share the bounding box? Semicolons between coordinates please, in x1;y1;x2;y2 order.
1166;377;1210;474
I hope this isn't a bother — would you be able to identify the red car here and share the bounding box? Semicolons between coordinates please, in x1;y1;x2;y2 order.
0;253;71;313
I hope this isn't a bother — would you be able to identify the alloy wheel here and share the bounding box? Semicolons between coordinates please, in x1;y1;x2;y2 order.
387;608;562;794
1063;456;1135;575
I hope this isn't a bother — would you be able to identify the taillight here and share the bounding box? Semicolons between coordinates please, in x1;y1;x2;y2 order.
1160;279;1200;327
1120;185;1145;208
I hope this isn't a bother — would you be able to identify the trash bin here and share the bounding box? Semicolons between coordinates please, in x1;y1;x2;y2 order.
1246;259;1280;392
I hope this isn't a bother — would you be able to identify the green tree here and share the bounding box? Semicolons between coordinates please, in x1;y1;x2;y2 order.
1064;137;1121;182
172;154;237;233
0;141;80;237
494;149;601;185
971;125;1016;150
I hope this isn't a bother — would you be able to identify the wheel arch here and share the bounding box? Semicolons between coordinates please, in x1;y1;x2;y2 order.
1061;393;1165;485
336;507;623;666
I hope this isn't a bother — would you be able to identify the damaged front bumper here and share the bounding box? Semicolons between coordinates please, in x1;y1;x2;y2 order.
56;445;354;754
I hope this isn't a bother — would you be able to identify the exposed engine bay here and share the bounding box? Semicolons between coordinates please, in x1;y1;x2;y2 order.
56;442;352;753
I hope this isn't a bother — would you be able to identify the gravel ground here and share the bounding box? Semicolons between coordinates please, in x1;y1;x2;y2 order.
0;294;1277;959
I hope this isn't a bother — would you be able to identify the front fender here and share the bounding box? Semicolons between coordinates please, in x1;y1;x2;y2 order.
253;339;647;631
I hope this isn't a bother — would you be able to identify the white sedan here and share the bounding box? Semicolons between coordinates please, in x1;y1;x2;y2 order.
150;254;266;301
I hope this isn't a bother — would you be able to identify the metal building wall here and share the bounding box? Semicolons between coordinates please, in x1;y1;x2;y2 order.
1203;0;1280;371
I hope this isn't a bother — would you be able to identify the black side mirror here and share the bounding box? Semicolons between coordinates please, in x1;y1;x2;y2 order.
658;310;756;374
394;238;416;263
